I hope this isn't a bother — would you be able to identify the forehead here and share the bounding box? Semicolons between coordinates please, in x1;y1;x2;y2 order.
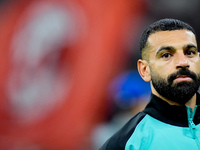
147;30;197;50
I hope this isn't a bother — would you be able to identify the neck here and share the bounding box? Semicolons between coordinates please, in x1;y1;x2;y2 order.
185;94;196;110
151;87;197;110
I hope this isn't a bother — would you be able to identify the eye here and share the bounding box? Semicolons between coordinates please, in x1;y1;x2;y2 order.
185;50;197;56
161;53;172;59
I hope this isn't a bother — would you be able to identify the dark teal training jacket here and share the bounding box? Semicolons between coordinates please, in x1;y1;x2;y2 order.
99;93;200;150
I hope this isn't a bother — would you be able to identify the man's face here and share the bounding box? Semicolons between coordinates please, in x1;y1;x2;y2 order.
147;30;200;104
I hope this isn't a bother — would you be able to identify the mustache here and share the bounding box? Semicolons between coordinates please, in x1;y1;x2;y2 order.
167;68;197;83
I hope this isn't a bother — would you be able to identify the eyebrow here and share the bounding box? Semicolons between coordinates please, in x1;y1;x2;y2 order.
156;44;198;56
156;46;175;56
184;44;198;50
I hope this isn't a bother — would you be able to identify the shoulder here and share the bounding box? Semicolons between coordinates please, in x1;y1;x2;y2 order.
99;112;147;150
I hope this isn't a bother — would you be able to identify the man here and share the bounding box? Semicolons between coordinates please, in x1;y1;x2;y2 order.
99;18;200;149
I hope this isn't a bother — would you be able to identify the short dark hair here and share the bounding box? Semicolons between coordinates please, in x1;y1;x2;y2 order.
139;18;196;60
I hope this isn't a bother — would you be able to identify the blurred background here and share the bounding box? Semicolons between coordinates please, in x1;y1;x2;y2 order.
0;0;199;149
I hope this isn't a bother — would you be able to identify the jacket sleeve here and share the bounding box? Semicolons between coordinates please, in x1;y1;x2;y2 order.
99;112;146;150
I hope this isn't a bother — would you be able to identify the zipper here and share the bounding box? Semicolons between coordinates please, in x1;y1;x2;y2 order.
186;106;200;149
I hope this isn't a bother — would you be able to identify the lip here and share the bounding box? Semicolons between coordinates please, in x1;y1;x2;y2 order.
174;75;192;82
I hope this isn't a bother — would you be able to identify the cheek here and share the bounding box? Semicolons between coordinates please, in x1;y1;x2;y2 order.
196;64;200;74
189;56;200;65
150;65;162;78
150;64;172;83
190;59;200;72
150;62;168;75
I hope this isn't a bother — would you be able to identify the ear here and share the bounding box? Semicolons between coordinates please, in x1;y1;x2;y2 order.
137;59;151;82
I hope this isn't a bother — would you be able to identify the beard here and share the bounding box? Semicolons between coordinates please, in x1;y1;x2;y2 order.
151;68;200;105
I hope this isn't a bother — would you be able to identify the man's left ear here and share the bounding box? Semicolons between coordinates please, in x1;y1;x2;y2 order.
137;59;151;82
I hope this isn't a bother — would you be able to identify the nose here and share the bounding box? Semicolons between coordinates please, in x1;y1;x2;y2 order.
175;52;189;69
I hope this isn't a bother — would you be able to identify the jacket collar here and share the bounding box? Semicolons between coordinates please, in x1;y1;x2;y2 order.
143;93;200;127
